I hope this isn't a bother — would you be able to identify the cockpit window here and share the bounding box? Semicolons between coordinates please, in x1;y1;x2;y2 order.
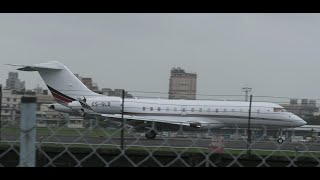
274;108;287;112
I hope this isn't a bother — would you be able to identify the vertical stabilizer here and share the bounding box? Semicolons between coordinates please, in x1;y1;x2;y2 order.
17;61;101;104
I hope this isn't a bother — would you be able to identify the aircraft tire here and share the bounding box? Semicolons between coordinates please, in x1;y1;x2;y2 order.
145;130;157;139
277;138;284;144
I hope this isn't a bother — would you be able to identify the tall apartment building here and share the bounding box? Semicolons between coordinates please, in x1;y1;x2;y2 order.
168;67;197;100
5;72;25;91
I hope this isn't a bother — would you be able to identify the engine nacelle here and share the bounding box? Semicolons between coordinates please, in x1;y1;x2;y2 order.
48;103;74;113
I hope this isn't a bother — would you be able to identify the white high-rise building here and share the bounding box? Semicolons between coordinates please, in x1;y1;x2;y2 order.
5;72;25;90
168;67;197;100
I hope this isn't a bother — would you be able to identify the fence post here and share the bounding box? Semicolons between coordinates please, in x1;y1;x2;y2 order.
19;96;37;167
120;89;125;150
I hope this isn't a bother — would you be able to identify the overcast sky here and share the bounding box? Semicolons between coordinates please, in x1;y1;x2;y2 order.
1;13;320;100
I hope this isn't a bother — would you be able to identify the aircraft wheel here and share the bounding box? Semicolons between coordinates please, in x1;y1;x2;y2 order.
277;138;284;144
145;130;157;139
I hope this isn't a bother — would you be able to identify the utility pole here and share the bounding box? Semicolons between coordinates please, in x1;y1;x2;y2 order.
120;89;125;150
242;86;252;102
247;95;253;156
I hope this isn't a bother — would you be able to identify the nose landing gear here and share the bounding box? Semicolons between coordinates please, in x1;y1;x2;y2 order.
277;129;286;144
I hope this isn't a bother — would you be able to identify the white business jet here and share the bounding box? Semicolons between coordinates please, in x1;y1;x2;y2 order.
11;61;306;143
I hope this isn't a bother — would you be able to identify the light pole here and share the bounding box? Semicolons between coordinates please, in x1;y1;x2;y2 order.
242;86;252;102
247;95;253;156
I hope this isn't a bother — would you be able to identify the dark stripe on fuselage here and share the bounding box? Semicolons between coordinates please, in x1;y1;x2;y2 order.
51;91;73;103
47;85;76;103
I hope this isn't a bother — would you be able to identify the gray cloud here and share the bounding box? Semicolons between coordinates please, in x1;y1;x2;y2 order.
1;13;319;99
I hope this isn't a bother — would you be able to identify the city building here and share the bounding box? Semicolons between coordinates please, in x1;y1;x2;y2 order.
168;67;197;100
101;88;133;98
1;89;23;124
0;87;65;125
75;74;100;93
5;72;25;91
281;99;319;118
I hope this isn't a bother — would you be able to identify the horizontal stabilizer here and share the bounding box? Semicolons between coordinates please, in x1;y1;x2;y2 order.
6;62;63;71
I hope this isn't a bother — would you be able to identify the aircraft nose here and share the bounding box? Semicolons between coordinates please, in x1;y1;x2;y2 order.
300;120;307;126
295;115;307;126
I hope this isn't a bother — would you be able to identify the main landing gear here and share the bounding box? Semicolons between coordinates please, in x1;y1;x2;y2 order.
145;129;157;139
144;122;158;140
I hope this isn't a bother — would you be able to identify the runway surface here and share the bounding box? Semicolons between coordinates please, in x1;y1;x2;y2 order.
2;133;320;152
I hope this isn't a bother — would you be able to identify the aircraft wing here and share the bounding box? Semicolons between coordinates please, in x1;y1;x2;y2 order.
101;114;225;128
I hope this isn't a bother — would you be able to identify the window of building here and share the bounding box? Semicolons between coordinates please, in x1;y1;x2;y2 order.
174;107;177;111
232;109;235;112
207;108;211;112
199;108;202;112
224;109;227;112
13;98;16;102
182;108;186;112
150;107;153;111
166;107;169;111
158;107;161;111
5;110;8;113
191;108;194;112
142;107;146;111
257;110;260;113
7;98;10;102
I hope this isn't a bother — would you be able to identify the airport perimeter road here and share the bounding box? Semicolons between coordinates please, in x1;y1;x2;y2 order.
2;133;320;151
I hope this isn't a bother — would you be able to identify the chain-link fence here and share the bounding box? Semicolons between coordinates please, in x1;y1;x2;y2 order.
1;92;320;167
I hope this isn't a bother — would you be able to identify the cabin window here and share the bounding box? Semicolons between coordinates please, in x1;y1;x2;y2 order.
166;107;169;111
158;107;161;111
274;108;287;112
191;108;194;112
207;108;211;112
199;108;202;112
150;107;153;111
142;107;146;111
